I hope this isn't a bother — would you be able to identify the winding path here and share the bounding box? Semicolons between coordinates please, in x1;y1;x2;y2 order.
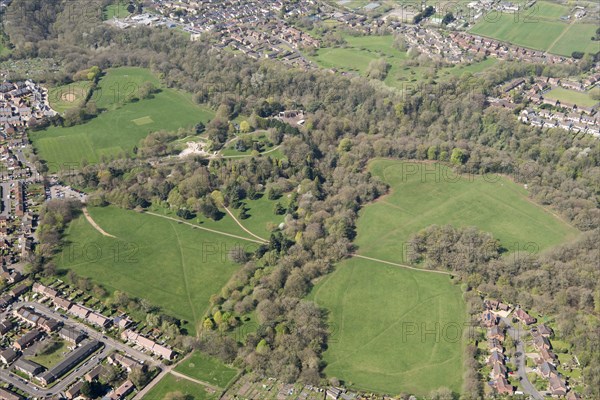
82;207;116;238
223;206;269;243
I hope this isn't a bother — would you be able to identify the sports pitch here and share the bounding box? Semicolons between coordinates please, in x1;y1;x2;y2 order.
31;67;214;170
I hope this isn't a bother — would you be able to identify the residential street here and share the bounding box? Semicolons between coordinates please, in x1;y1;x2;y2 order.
502;317;543;400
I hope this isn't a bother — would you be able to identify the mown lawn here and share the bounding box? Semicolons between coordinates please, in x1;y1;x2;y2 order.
309;257;466;396
30;67;214;171
544;87;599;107
356;159;579;262
56;206;250;334
174;352;238;388
144;374;217;400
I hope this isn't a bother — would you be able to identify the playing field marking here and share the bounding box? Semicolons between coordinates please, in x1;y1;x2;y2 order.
131;115;154;125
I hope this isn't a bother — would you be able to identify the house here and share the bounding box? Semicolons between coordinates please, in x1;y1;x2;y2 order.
514;308;536;325
13;329;41;350
548;375;567;396
107;380;135;400
0;319;13;334
85;364;103;382
538;324;553;337
121;329;175;360
494;376;514;395
108;353;140;372
69;304;91;319
533;335;551;351
539;361;558;378
58;326;86;345
65;380;84;399
488;338;503;353
53;296;73;311
488;326;505;341
566;391;581;400
0;295;13;309
487;351;504;366
8;283;29;298
481;310;497;327
492;362;507;379
0;388;23;400
86;312;111;328
0;347;18;364
538;346;557;364
14;358;44;377
32;282;58;298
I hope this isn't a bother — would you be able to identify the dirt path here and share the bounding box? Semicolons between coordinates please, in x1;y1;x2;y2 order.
352;254;453;275
82;207;116;238
144;211;265;244
223;206;268;243
170;370;222;392
546;19;575;55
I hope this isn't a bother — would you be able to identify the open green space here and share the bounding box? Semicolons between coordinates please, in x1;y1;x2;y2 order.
174;352;238;388
144;374;217;400
470;3;598;56
544;87;599;107
309;257;467;396
27;339;70;368
237;194;286;239
47;81;93;113
356;159;579;262
547;23;600;57
56;206;252;334
30;67;214;171
103;3;133;20
470;14;565;52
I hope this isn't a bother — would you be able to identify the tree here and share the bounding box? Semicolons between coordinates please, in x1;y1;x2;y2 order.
240;120;251;133
127;3;136;14
450;148;467;165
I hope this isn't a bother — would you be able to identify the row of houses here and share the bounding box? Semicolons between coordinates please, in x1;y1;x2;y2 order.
480;307;514;395
121;329;175;360
0;80;56;135
33;282;112;329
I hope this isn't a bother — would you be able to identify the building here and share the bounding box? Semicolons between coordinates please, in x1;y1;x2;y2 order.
514;308;536;325
0;347;18;364
494;376;514;395
549;375;567;396
85;364;103;382
14;358;44;377
65;380;84;399
538;324;553;337
8;283;29;298
0;388;23;400
87;312;111;328
0;319;13;334
14;307;61;333
533;335;551;351
13;329;41;350
53;296;73;311
481;310;497;327
58;326;86;345
107;380;135;400
121;329;175;360
38;340;102;386
108;353;140;372
32;282;59;299
488;325;505;341
69;304;91;319
540;361;558;378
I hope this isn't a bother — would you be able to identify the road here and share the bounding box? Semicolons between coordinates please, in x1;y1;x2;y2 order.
0;301;165;398
502;317;543;400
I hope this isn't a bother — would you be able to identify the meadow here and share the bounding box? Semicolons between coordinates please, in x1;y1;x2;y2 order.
544;87;599;108
56;206;252;334
308;159;578;395
470;2;598;56
30;67;213;171
175;352;238;388
310;257;466;396
356;159;579;262
144;374;217;400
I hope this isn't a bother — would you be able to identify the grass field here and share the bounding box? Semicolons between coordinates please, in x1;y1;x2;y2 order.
31;67;214;171
47;81;93;113
309;257;466;396
356;160;579;262
144;374;217;400
103;3;133;20
544;87;599;107
56;206;251;334
308;159;577;395
470;2;599;56
28;340;69;368
175;352;238;388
